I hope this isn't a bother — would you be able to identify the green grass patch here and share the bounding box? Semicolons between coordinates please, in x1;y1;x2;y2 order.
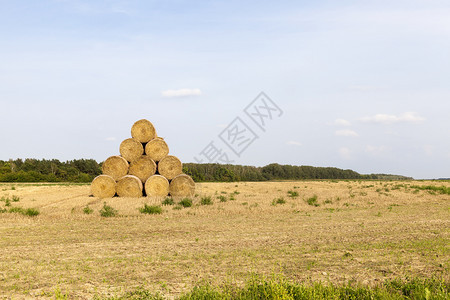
287;190;299;198
83;205;93;215
162;197;175;206
272;197;286;205
99;202;117;217
217;195;227;202
8;206;40;217
178;198;193;208
306;195;319;207
410;185;450;195
111;275;449;300
200;196;213;205
139;204;163;215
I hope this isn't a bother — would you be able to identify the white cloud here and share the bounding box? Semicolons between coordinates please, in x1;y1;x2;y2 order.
161;88;202;98
334;118;351;126
286;140;302;146
339;147;352;160
335;129;359;137
359;112;425;124
105;137;116;141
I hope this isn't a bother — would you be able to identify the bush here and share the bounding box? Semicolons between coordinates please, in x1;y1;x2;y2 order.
12;195;20;202
100;202;117;217
162;197;175;206
200;196;213;205
139;204;162;215
178;198;193;208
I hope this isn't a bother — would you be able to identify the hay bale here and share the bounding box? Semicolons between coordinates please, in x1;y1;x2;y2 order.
145;175;169;197
169;174;195;197
116;175;143;198
131;119;156;143
91;175;116;198
158;155;182;180
145;137;169;162
129;155;156;183
120;138;144;163
102;155;129;181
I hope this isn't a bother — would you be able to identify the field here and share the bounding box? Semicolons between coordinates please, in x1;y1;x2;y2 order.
0;180;449;299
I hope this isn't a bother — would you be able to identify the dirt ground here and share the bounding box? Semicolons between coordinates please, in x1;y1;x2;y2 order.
0;180;449;299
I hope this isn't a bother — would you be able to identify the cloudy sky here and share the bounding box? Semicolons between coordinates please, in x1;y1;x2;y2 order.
1;0;449;179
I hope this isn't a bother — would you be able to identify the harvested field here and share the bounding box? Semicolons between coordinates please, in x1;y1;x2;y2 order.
0;180;448;298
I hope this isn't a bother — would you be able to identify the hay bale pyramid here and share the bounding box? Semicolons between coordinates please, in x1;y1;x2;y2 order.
91;119;195;199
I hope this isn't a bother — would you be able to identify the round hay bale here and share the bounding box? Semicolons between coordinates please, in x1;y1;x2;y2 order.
120;138;144;163
169;174;195;198
129;155;157;183
116;175;143;198
145;138;169;162
102;156;129;181
158;155;182;180
145;175;170;197
91;175;116;198
131;119;156;143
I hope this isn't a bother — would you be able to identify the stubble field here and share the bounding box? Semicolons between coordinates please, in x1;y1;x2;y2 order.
0;180;449;299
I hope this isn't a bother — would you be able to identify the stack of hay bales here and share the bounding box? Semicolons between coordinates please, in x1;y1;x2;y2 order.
91;119;195;199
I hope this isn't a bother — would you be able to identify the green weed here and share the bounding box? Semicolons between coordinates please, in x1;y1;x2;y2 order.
287;190;299;198
306;195;319;207
162;197;175;206
178;198;193;208
99;202;117;217
200;196;213;205
139;204;162;215
272;197;286;205
83;205;93;215
217;195;227;202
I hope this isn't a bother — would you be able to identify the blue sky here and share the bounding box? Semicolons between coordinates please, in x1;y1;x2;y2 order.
1;0;449;179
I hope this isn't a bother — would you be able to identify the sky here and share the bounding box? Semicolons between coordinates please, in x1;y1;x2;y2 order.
0;0;449;179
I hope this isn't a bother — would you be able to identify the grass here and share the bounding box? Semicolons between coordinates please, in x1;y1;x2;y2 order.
139;204;163;215
410;185;450;195
200;196;213;205
83;205;93;214
162;197;175;206
178;198;193;208
99;202;118;217
109;275;449;300
272;197;286;205
287;190;299;198
0;180;449;299
7;206;40;216
217;195;227;202
306;195;319;206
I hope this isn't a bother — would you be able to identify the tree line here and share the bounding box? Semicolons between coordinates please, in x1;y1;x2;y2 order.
0;159;412;183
